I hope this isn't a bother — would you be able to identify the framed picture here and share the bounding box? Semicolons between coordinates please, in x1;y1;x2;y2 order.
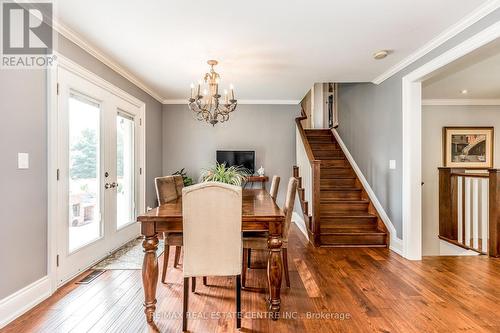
443;127;494;169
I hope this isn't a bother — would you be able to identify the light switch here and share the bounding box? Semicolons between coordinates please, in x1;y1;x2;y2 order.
18;153;29;169
389;160;396;170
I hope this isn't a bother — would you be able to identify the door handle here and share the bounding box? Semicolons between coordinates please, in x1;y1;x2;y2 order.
105;182;117;189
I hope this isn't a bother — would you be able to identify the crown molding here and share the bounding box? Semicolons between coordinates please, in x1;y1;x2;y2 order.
422;99;500;106
52;20;165;103
162;99;300;105
372;0;500;84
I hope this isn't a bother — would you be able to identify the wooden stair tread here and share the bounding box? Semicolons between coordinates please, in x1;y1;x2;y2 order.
320;188;361;192
321;199;369;203
320;231;386;235
321;213;377;218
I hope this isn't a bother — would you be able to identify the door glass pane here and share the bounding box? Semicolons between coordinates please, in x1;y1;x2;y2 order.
68;94;101;252
116;112;135;229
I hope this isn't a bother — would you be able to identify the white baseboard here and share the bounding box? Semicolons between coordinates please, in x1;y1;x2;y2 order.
292;212;309;240
331;129;401;253
0;276;52;329
389;237;404;256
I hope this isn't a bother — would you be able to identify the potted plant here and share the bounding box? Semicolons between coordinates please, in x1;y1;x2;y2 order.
200;163;250;186
172;168;194;186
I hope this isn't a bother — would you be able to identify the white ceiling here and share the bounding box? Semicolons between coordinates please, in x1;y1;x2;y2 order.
423;38;500;99
54;0;489;102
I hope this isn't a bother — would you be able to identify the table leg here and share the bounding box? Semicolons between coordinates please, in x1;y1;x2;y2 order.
267;234;282;320
142;232;159;324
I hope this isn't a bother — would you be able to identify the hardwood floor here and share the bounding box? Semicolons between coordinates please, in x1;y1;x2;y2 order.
3;225;500;333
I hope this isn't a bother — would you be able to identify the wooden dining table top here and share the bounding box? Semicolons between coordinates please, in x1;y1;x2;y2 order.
137;189;285;224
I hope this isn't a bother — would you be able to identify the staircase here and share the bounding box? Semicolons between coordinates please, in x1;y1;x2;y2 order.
295;128;388;247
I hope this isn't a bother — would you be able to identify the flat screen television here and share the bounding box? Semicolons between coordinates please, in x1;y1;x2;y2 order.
216;150;255;174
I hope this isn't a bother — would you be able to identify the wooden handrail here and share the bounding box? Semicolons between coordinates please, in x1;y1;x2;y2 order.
295;108;317;164
439;167;499;256
295;108;322;246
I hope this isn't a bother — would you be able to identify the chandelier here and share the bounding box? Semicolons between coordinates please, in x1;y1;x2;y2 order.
188;60;237;126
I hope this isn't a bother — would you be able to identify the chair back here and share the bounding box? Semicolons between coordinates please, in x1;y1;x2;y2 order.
269;175;280;202
182;182;242;277
282;177;298;242
155;175;184;204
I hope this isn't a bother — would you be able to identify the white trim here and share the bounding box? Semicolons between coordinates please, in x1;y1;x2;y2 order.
292;212;309;240
47;53;146;287
389;237;403;256
162;99;300;105
422;99;500;106
0;276;51;329
52;21;165;103
331;129;402;251
372;0;500;84
402;21;500;260
47;63;58;294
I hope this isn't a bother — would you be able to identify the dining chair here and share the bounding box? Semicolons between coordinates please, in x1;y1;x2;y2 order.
246;175;280;268
182;182;242;331
269;175;280;202
242;177;297;288
155;175;184;283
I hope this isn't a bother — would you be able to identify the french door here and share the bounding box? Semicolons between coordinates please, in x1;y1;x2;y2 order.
55;66;143;285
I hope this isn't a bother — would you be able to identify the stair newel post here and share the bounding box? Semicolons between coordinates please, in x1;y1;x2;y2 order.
488;169;500;257
438;167;458;242
312;160;321;246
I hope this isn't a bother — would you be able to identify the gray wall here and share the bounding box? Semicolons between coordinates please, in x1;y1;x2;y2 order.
337;8;500;238
0;34;163;298
162;104;299;207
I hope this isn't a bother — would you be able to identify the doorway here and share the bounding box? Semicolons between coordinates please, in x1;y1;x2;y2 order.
401;23;500;260
52;60;145;285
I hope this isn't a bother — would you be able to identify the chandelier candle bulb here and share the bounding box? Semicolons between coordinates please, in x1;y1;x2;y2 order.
190;83;194;99
230;84;235;100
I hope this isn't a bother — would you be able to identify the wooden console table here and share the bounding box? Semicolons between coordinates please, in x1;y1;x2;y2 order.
244;175;269;189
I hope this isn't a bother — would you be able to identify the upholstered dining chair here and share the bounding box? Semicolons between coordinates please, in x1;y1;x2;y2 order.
242;177;297;288
269;175;280;202
155;175;184;283
181;182;243;331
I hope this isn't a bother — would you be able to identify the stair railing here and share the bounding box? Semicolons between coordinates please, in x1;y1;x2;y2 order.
296;108;321;246
438;168;499;256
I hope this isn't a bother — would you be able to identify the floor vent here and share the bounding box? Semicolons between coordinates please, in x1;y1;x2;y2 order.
76;270;105;284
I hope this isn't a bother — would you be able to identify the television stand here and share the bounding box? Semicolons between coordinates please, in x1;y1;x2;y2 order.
244;175;269;189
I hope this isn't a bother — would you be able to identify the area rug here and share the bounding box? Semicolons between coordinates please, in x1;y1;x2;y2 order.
92;237;164;270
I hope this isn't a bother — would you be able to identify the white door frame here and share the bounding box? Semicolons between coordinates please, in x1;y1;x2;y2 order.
401;22;500;260
47;53;146;291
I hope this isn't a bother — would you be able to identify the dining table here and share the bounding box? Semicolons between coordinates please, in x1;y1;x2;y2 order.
137;188;286;324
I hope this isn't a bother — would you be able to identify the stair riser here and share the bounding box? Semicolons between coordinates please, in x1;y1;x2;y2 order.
321;191;361;200
320;160;348;168
310;145;342;151
314;152;345;159
320;234;386;246
321;225;378;232
321;202;369;213
321;168;354;177
321;178;357;188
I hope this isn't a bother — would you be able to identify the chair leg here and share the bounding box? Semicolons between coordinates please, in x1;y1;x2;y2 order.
174;246;182;268
236;274;241;329
191;277;196;293
203;276;207;286
161;244;170;283
242;249;248;288
247;249;252;268
283;248;290;288
183;277;189;332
